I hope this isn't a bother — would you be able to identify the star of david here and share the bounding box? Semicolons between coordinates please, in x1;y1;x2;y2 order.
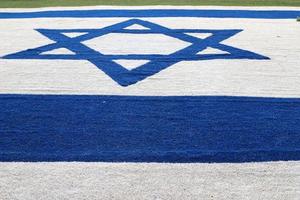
3;19;269;86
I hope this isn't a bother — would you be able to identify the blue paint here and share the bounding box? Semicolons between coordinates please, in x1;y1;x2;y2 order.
3;19;269;86
0;9;300;19
1;94;300;163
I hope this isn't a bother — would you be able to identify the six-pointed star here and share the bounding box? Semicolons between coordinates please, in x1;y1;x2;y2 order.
3;19;269;86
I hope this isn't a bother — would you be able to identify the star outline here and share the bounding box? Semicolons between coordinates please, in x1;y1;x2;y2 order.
3;19;270;86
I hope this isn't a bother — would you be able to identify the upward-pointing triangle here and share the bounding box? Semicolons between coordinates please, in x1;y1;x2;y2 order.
41;48;76;55
197;47;230;55
62;32;87;38
114;59;150;70
124;24;150;30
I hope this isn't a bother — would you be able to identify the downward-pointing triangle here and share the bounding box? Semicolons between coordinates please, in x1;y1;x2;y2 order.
62;32;87;38
197;47;230;55
114;59;149;70
41;48;75;55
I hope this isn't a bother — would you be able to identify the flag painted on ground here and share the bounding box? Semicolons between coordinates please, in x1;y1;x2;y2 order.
1;7;300;163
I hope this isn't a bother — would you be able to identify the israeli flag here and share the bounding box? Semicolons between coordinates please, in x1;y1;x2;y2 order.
1;7;300;164
1;6;300;198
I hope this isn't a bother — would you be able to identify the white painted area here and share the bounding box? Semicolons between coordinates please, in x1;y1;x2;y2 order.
124;24;150;30
62;32;87;38
114;59;149;70
198;47;230;55
0;161;299;200
185;32;212;39
0;6;300;12
41;47;75;55
0;17;300;97
82;33;191;55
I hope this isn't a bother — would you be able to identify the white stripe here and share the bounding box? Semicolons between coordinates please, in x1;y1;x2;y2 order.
0;161;299;199
0;18;299;97
1;6;300;12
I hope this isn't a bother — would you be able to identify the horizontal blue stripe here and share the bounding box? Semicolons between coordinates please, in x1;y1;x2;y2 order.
0;9;300;19
1;94;300;163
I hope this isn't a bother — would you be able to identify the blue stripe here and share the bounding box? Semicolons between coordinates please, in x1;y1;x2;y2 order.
1;94;300;163
0;9;300;19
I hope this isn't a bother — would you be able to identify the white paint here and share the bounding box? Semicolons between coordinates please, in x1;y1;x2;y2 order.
124;24;150;30
1;6;300;12
185;32;212;39
0;12;299;98
62;32;88;38
0;161;299;200
114;59;149;70
82;33;191;55
197;47;229;55
41;47;75;55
